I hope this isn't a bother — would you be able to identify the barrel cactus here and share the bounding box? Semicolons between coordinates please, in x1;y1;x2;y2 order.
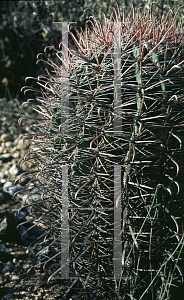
17;3;184;299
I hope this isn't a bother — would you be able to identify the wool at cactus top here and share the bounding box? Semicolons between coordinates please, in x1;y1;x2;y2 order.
18;4;184;299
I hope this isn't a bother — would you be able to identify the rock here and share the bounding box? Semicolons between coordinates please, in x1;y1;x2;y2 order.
3;181;13;192
0;153;11;162
13;208;26;220
22;190;40;212
12;151;20;158
0;133;13;142
0;146;4;153
5;209;27;240
5;141;12;148
10;146;17;154
29;235;37;241
0;217;8;235
17;225;29;241
4;170;9;176
0;243;6;251
9;164;19;176
2;262;14;274
25;215;34;222
34;225;45;235
0;202;10;215
0;172;5;180
11;275;19;281
0;179;6;184
22;263;30;270
5;248;13;253
19;177;30;186
2;293;14;300
14;137;30;150
3;181;23;196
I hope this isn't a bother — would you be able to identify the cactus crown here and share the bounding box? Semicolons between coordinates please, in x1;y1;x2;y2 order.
18;3;184;299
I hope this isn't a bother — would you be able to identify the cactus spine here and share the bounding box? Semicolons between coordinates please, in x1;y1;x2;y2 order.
18;4;184;299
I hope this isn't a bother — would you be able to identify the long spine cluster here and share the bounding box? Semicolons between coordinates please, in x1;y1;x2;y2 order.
18;4;184;299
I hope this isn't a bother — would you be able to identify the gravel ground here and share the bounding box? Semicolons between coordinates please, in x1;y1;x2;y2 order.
0;98;63;299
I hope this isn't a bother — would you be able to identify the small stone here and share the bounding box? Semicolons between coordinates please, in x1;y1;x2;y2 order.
0;217;7;235
14;137;29;150
2;262;14;274
0;243;6;251
11;275;19;281
0;146;4;153
0;275;3;284
5;141;12;148
25;215;33;222
22;190;40;212
3;181;13;191
4;170;9;176
20;291;26;295
0;153;11;162
18;225;29;240
2;293;14;300
0;172;5;179
0;133;13;142
13;209;26;220
9;164;19;176
19;177;30;186
3;181;23;196
5;248;13;253
34;225;45;235
10;146;17;153
12;151;20;158
29;235;37;241
23;263;29;269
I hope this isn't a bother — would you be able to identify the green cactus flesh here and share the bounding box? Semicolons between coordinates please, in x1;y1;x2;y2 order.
19;6;184;300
